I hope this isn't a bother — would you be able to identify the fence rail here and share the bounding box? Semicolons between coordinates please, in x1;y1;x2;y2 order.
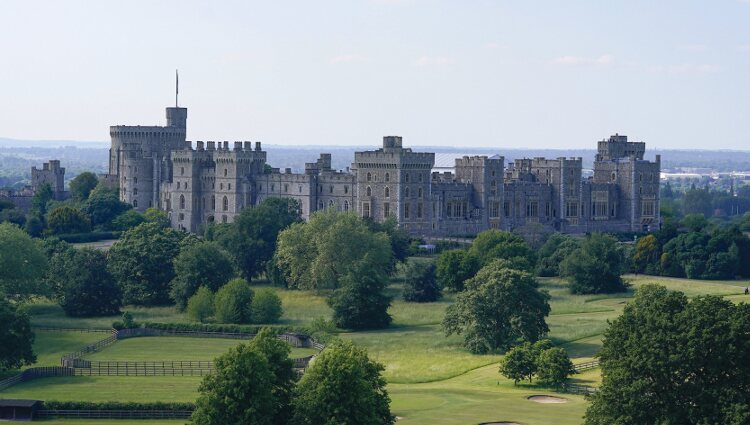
573;360;600;372
117;328;256;340
37;409;193;419
564;383;599;395
0;367;75;391
33;326;114;333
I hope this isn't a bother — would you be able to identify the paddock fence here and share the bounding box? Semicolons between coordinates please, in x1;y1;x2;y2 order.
36;409;193;420
72;361;214;377
563;383;599;395
0;367;75;391
573;360;600;372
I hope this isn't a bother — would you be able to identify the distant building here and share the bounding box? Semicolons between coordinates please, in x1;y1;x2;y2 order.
1;160;68;212
106;103;661;235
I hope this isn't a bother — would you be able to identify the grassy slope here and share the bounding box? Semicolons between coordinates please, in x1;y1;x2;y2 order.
4;268;748;425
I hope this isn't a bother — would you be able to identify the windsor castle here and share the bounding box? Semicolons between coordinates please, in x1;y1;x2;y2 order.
106;104;661;236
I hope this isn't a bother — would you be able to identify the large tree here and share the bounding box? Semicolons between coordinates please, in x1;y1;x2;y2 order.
0;222;48;298
190;344;276;425
443;260;551;354
247;328;296;425
275;210;393;290
585;285;750;425
170;241;235;309
560;232;627;294
402;260;441;302
291;340;393;425
213;198;301;280
328;261;392;330
47;247;121;317
31;183;53;216
69;172;99;200
468;229;536;272
536;234;580;277
82;185;131;229
108;222;185;305
435;249;480;292
0;297;36;372
46;205;91;235
214;278;254;324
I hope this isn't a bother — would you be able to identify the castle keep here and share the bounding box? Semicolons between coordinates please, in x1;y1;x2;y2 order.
107;105;660;236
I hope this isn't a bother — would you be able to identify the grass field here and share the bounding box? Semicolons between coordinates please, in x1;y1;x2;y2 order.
4;267;750;425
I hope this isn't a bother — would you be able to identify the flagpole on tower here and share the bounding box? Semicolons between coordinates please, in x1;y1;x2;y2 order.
175;69;179;107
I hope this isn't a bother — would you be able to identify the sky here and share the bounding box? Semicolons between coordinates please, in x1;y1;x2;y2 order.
0;0;748;150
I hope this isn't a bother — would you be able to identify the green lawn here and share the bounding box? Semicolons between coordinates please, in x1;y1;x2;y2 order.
8;268;750;425
86;336;317;361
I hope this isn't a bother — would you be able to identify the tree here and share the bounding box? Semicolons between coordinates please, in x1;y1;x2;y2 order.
536;347;574;388
31;183;53;216
274;210;393;290
682;213;709;232
443;261;551;354
468;229;536;272
213;198;301;280
328;261;392;330
585;285;750;425
190;344;276;425
187;287;215;323
46;205;91;234
499;342;537;385
536;234;580;277
171;241;235;310
247;328;296;425
214;278;254;324
82;185;131;229
435;249;480;292
403;260;441;302
631;234;661;274
144;208;170;227
682;186;713;217
47;247;121;317
365;217;411;268
251;289;283;324
560;233;627;294
24;213;44;237
108;222;185;305
69;172;99;200
0;222;48;298
0;298;36;371
111;209;145;231
291;340;394;425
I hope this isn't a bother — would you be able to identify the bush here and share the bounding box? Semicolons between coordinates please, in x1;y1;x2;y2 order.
251;289;283;324
48;247;122;317
214;279;254;324
55;231;120;243
142;322;261;334
42;401;195;411
560;233;627;294
536;347;575;388
436;249;480;292
187;287;215;323
171;241;235;310
403;261;441;302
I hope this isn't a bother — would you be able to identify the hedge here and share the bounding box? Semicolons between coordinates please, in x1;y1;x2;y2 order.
141;322;265;334
43;401;195;411
56;231;120;243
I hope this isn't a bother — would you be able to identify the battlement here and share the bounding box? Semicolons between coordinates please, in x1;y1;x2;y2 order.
455;155;504;167
596;133;645;161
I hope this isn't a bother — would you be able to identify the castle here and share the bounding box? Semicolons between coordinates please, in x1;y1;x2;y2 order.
107;104;660;236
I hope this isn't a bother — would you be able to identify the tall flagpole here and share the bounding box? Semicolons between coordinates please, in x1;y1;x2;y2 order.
175;69;179;107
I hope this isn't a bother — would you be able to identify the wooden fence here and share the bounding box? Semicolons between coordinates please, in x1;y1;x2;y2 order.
117;327;256;340
33;326;113;333
564;383;598;395
0;367;75;391
37;409;193;419
573;360;600;372
73;361;214;377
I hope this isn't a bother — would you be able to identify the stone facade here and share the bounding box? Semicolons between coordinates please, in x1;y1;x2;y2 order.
107;105;660;235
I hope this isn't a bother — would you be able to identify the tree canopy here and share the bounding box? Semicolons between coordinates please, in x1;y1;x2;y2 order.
0;222;48;298
468;229;536;272
402;260;441;302
560;233;627;294
585;284;750;425
47;247;121;317
170;241;235;309
443;261;550;354
435;249;480;292
82;185;131;229
0;298;36;372
214;278;254;324
328;261;392;330
108;222;185;305
536;234;580;277
69;172;99;200
291;340;393;425
46;205;91;235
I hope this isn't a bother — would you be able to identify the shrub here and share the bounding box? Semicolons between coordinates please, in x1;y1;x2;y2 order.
536;347;575;388
251;289;283;324
187;287;215;323
214;278;254;324
48;247;122;317
402;260;441;302
171;241;235;310
43;401;195;411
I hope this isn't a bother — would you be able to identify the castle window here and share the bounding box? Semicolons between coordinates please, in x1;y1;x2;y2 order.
642;200;655;217
367;172;372;182
639;173;643;182
220;183;224;190
385;187;390;198
384;202;390;217
344;186;349;194
329;200;334;208
504;201;510;217
224;169;228;177
344;200;349;211
330;185;333;194
490;202;500;218
385;173;390;182
491;170;496;177
566;201;579;218
211;195;216;211
180;195;185;209
366;186;372;197
319;201;324;210
133;188;138;195
404;203;410;219
362;202;370;218
418;174;423;183
284;184;288;192
405;173;410;183
527;201;538;217
418;188;423;198
272;184;275;192
228;183;231;190
178;213;184;221
181;167;184;176
319;185;322;193
166;199;171;211
405;187;410;197
134;177;137;184
133;199;138;208
298;185;302;193
222;196;228;211
222;215;227;223
611;172;617;182
417;203;423;218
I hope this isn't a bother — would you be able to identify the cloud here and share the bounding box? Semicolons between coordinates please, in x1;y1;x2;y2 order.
414;55;455;67
330;55;368;64
648;63;721;75
551;54;615;67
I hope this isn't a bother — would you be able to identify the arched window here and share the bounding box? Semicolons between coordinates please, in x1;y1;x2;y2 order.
344;200;349;211
222;215;227;223
222;196;228;211
180;167;184;176
179;195;185;209
367;172;372;182
224;169;228;176
611;172;617;182
405;173;410;183
211;195;216;211
385;187;390;198
319;200;324;210
405;187;410;197
418;188;423;198
366;186;372;197
133;188;138;195
329;185;333;193
329;200;334;207
133;199;138;208
418;173;423;183
385;173;390;182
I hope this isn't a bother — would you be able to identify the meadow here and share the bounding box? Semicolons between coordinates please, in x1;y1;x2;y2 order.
2;269;748;425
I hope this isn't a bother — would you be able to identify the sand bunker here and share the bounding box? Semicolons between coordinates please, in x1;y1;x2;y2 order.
479;422;522;425
527;395;568;404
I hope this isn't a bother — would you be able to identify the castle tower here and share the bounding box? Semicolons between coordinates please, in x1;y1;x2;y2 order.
32;160;66;198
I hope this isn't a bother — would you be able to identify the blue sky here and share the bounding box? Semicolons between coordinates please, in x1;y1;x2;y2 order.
0;0;748;149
